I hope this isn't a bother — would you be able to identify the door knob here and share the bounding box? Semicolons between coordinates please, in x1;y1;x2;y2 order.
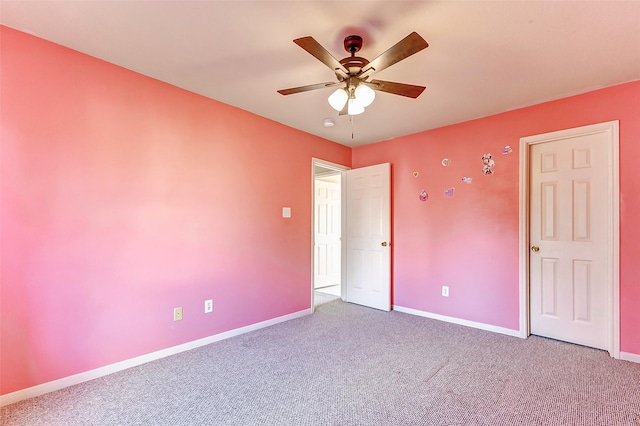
531;245;540;252
381;242;389;247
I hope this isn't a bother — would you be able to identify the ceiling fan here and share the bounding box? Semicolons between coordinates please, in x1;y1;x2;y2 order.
277;32;429;116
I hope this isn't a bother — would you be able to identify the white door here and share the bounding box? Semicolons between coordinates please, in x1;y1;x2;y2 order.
314;177;342;289
345;163;391;311
529;124;616;350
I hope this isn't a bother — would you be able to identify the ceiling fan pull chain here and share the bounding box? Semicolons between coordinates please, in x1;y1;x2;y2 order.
351;115;355;139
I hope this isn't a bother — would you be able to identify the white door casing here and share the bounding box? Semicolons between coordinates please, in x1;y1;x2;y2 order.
345;163;391;311
519;121;619;356
314;177;341;289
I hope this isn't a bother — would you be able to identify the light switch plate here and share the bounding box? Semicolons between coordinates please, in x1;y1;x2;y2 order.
282;207;291;218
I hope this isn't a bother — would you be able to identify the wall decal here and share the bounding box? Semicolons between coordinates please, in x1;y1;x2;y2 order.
419;189;428;202
413;171;419;177
441;158;451;167
481;153;495;175
462;176;473;184
444;187;455;198
502;145;512;155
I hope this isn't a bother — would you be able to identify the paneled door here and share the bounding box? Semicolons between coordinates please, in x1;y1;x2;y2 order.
314;178;342;289
345;163;391;311
529;123;617;350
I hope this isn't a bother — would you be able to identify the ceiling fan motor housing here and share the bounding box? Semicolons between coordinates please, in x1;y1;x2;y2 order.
338;57;370;79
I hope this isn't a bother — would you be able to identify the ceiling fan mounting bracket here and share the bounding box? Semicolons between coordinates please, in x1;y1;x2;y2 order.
343;35;363;55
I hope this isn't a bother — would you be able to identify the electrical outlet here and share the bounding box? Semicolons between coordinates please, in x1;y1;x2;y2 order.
442;286;449;297
173;307;183;321
204;299;213;313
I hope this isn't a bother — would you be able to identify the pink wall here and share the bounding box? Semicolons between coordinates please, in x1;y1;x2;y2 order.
0;26;351;395
352;80;640;354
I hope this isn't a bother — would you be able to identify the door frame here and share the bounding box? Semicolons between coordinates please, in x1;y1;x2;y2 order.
311;158;349;310
518;120;620;358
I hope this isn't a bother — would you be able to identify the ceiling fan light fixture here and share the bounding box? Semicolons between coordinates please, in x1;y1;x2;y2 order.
354;84;375;107
328;88;348;111
347;98;365;116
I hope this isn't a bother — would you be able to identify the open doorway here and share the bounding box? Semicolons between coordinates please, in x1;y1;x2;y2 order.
312;159;348;309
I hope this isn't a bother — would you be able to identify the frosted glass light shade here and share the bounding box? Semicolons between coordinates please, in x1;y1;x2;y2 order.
328;88;348;111
347;98;365;115
354;84;375;107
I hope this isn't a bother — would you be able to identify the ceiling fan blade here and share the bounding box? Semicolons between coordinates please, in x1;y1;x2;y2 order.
293;36;349;75
366;79;426;98
277;81;340;95
360;32;428;76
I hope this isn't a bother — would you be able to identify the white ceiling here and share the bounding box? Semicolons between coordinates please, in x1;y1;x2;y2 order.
2;1;640;147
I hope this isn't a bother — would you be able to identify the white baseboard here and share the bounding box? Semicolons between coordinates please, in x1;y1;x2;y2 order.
393;305;522;338
393;305;640;362
0;308;312;407
620;351;640;364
